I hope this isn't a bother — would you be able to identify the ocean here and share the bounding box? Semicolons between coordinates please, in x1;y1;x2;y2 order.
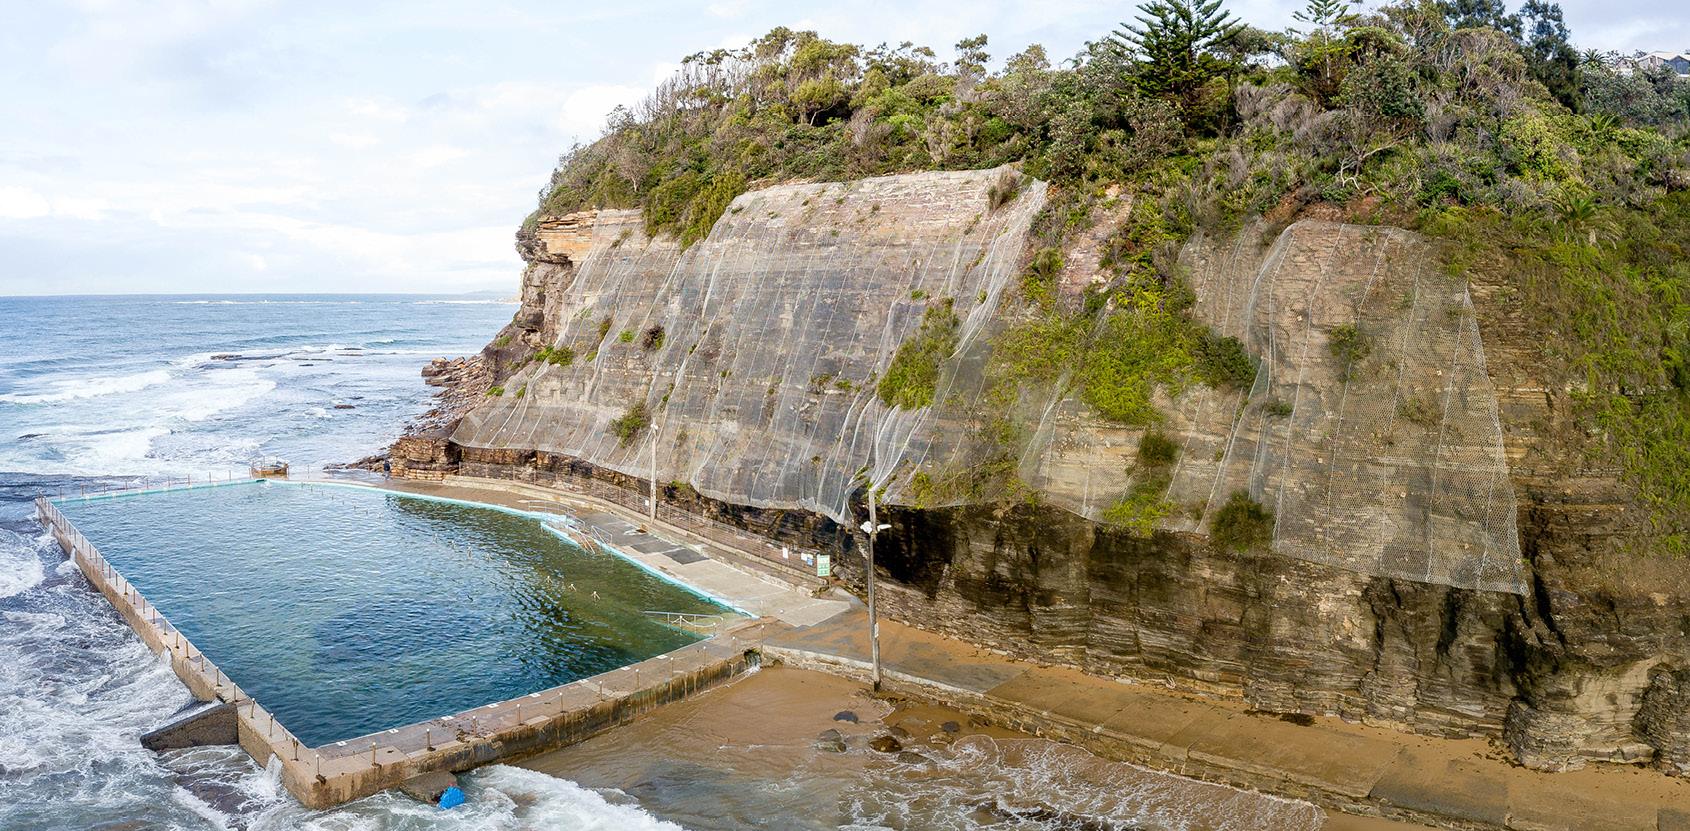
0;294;1326;830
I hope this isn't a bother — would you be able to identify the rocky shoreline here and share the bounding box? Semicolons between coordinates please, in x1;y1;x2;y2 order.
332;355;490;472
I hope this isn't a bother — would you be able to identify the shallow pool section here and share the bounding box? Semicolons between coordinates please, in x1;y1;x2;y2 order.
55;481;733;747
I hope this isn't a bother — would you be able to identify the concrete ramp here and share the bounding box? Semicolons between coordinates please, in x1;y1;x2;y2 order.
141;701;237;751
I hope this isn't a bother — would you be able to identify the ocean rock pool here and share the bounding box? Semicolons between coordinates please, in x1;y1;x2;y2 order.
54;480;735;747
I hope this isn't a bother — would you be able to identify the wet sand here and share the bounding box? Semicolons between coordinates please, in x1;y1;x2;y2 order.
522;665;1432;830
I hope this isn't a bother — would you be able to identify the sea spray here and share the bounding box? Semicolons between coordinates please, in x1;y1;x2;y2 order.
240;766;685;831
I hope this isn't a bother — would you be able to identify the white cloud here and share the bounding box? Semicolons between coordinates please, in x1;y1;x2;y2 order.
0;187;53;220
343;97;411;122
328;132;380;149
707;0;751;18
560;83;645;138
52;196;110;220
408;145;471;168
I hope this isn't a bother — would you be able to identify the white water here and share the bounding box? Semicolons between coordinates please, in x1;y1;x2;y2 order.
0;523;692;831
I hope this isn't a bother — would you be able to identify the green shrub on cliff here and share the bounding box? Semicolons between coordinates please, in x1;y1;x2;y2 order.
1103;430;1183;535
1327;324;1370;379
535;345;575;367
1078;300;1194;424
1211;490;1273;551
877;300;961;409
642;326;666;351
1194;331;1256;390
610;401;651;446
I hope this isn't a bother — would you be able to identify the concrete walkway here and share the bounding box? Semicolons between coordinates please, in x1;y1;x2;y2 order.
766;610;1690;831
363;476;851;628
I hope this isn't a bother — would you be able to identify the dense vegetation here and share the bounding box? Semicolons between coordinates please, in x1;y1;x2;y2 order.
532;0;1689;547
877;300;961;409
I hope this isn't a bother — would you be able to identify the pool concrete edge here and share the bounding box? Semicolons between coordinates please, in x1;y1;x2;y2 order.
34;494;771;811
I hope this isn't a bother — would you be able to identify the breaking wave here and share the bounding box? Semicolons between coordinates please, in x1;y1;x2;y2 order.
0;368;172;405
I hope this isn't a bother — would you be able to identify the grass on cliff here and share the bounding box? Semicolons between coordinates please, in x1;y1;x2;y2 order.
610;401;651;446
1422;195;1690;555
1102;431;1182;535
535;345;575;367
877;299;960;410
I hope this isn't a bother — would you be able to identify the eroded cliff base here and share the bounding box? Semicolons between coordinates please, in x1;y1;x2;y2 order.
384;440;1690;780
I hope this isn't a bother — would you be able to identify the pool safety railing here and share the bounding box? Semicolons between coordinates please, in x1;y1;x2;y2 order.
643;610;723;628
34;495;314;762
49;470;261;503
541;519;612;557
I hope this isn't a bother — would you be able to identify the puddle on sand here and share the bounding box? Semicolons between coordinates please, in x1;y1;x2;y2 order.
524;666;1328;831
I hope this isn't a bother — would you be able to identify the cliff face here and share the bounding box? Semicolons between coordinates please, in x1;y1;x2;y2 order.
406;169;1690;776
1013;219;1524;595
456;167;1048;523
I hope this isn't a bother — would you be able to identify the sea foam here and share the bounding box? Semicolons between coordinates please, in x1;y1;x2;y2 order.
0;368;172;405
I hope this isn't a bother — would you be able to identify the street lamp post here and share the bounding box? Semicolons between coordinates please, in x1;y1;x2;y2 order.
861;488;891;692
648;424;658;521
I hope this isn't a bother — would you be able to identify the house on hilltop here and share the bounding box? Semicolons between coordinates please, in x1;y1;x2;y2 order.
1629;50;1690;75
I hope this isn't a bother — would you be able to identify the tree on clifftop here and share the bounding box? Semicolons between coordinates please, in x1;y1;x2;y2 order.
1109;0;1245;121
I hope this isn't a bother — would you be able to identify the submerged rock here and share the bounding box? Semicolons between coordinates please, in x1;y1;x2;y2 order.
815;728;846;753
869;735;903;753
832;710;858;723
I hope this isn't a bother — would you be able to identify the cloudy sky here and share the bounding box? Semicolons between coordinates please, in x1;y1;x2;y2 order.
1;0;1680;295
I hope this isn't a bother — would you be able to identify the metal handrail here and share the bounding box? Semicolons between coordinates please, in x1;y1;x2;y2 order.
49;470;258;503
642;610;722;628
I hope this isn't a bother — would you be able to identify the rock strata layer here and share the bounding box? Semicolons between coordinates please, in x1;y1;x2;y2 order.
387;169;1690;776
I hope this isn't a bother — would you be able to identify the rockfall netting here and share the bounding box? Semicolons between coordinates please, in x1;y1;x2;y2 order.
458;175;1523;594
454;167;1048;527
1015;221;1524;594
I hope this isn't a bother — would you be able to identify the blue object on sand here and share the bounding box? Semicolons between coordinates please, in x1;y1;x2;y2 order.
438;785;465;809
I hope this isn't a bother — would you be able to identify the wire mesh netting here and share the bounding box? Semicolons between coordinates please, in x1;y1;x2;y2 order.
454;167;1048;527
457;176;1523;594
1018;221;1524;594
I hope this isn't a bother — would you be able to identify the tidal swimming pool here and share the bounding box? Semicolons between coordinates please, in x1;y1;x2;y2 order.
55;480;734;747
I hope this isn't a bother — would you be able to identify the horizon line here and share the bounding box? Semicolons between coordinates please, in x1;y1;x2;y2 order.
0;290;517;299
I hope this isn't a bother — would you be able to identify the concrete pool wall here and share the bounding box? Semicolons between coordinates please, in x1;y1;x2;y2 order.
34;488;765;810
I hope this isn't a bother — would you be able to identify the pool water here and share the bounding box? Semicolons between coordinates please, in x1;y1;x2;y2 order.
53;481;733;747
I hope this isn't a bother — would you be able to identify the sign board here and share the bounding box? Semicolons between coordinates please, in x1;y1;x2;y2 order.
816;554;831;578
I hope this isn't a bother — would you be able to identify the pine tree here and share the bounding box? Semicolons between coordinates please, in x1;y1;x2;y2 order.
1291;0;1357;105
1110;0;1246;108
1292;0;1355;35
1438;0;1522;38
1520;0;1581;111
